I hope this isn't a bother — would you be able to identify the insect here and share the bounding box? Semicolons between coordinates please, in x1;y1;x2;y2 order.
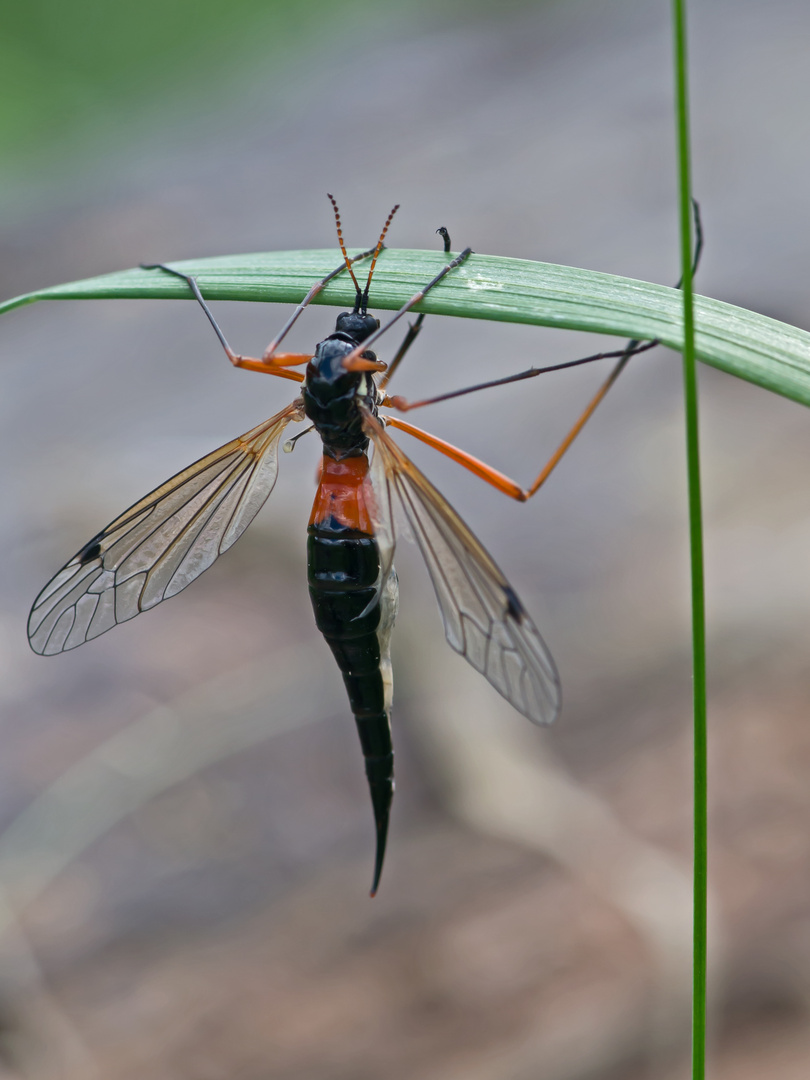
27;197;679;894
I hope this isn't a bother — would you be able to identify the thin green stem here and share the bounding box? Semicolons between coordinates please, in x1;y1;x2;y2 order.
672;1;707;1077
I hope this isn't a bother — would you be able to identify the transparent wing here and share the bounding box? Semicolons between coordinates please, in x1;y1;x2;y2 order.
365;413;561;725
29;399;305;656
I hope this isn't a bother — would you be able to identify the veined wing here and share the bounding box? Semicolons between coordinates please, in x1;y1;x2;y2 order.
365;412;561;726
29;399;305;656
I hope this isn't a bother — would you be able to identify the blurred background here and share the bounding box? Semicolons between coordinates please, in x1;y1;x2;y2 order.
2;0;810;1077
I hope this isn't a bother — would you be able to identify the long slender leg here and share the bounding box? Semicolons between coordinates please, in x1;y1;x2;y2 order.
142;246;377;379
376;206;704;498
384;338;656;411
378;315;426;389
376;228;460;390
261;245;377;358
383;347;635;502
522;351;630;498
384;200;703;411
343;247;473;372
141;263;309;380
359;198;698;384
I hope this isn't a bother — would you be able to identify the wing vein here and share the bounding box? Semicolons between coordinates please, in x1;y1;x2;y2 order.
28;399;304;655
365;411;561;726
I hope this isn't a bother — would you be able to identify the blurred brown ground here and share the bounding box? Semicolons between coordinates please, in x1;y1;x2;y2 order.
2;0;810;1077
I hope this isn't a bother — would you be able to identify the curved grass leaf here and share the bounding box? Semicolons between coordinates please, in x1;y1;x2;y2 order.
3;247;809;408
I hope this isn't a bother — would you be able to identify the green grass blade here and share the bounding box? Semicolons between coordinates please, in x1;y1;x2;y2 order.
2;248;809;410
672;0;707;1077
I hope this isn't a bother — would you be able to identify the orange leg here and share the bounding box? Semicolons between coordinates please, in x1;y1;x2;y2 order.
378;200;703;494
343;355;388;374
142;247;377;381
385;354;629;501
380;201;704;421
231;354;309;381
260;243;377;360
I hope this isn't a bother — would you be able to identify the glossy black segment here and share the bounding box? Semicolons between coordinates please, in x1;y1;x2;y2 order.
303;328;379;457
356;714;394;758
320;633;381;676
335;311;379;340
303;380;373;455
308;529;382;638
367;762;393;897
307;531;380;588
343;674;386;719
310;587;381;637
308;520;394;894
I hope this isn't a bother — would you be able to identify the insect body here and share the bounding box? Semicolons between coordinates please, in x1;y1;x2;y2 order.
29;198;588;895
303;308;398;891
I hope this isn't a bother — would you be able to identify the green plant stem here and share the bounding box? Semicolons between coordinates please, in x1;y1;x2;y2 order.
672;1;707;1077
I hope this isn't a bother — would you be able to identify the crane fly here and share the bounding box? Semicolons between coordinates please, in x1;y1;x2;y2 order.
28;197;695;894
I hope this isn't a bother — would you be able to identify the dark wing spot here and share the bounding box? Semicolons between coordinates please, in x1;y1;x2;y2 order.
503;585;526;622
77;538;103;565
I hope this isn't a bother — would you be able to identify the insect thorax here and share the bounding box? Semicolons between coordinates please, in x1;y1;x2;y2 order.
304;334;378;457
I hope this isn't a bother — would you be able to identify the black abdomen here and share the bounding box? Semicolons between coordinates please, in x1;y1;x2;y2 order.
307;517;393;893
